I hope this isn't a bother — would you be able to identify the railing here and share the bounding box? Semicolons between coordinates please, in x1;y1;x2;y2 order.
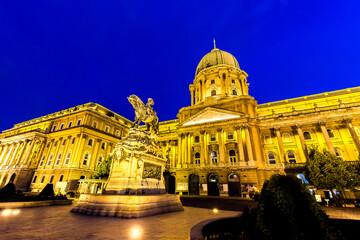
284;162;307;169
78;179;107;194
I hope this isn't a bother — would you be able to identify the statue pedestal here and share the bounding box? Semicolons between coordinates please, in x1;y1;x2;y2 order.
71;128;183;218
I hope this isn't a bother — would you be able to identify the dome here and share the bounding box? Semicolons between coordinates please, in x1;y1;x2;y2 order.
195;48;240;75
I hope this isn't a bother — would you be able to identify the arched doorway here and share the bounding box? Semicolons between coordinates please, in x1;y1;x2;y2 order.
228;173;241;196
10;173;16;183
189;174;199;195
207;173;219;196
168;175;176;194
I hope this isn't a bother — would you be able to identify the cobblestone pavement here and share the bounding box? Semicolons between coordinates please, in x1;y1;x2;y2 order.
0;204;240;240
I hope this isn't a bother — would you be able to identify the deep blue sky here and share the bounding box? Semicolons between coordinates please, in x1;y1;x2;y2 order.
1;1;360;131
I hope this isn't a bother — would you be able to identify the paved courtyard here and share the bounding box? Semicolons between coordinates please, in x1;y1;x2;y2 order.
0;204;240;240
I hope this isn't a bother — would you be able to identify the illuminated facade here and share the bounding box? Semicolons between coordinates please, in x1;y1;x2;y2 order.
1;46;360;197
0;103;132;193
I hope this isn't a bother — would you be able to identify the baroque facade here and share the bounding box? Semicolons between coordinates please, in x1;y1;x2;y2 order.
1;46;360;197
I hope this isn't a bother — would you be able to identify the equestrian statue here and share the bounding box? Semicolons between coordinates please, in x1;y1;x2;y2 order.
127;95;159;133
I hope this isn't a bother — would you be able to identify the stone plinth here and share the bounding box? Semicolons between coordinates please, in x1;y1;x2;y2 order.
71;128;183;218
70;194;183;218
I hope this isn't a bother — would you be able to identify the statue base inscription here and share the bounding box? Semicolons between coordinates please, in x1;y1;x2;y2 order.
71;128;183;218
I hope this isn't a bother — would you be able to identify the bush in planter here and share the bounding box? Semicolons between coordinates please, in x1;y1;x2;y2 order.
256;174;341;240
38;183;55;198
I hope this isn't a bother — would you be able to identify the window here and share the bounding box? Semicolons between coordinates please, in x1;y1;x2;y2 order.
229;150;236;165
268;152;276;164
115;130;120;137
195;152;200;165
232;89;237;96
60;123;64;130
227;131;234;140
52;125;57;132
194;136;200;143
71;137;76;145
287;151;296;163
47;154;54;165
39;156;45;166
82;153;90;165
77;119;82;126
55;153;62;165
210;134;216;142
97;156;104;166
282;133;291;142
32;175;37;183
40;175;46;183
59;174;64;182
231;79;235;84
49;175;54;183
211;79;215;84
62;139;66;146
101;142;106;150
88;139;93;146
303;131;312;140
64;152;71;165
264;135;272;144
93;121;98;129
54;140;58;147
68;121;73;128
105;126;110;133
80;175;85;179
327;129;335;138
335;148;343;159
211;151;218;165
46;142;50;148
211;90;216;96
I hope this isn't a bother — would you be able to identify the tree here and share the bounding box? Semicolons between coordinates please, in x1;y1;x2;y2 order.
90;156;112;179
306;148;360;206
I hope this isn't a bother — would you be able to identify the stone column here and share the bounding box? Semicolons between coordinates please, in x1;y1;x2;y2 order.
2;144;14;167
243;124;254;163
171;140;176;168
234;125;245;164
7;142;20;167
33;140;46;167
22;139;36;167
73;134;87;168
0;144;9;165
274;127;285;163
319;121;335;154
200;130;206;167
184;133;188;167
343;119;360;153
91;139;102;170
187;133;192;165
177;134;182;167
294;124;309;159
217;128;224;164
189;85;195;106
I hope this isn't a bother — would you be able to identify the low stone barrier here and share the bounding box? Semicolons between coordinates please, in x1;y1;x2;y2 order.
0;199;73;209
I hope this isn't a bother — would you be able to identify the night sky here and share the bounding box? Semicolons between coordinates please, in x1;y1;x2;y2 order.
1;1;360;131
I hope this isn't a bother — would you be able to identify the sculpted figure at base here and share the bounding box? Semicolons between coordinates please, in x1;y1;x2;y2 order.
128;95;159;133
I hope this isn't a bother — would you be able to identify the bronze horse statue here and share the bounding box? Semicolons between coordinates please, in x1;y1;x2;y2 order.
128;95;159;133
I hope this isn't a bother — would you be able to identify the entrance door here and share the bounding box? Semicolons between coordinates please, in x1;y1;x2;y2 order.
228;173;240;196
207;174;219;196
168;175;176;194
189;174;199;195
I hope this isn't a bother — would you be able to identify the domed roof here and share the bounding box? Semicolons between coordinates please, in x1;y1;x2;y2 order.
195;48;240;75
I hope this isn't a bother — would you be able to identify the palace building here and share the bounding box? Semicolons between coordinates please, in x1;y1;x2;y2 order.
1;46;360;197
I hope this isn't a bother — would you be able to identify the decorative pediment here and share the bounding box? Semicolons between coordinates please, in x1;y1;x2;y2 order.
182;108;245;126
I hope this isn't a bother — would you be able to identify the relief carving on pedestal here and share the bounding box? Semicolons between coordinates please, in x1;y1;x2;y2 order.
143;162;161;180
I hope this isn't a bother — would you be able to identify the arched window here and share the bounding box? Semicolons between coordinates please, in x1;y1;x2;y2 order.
64;152;71;165
194;136;200;143
268;152;276;164
82;153;90;165
282;133;291;142
76;119;82;126
93;121;98;129
195;152;200;166
303;131;312;140
52;125;57;132
287;151;296;163
79;175;85;179
71;137;76;145
68;121;73;128
211;151;218;165
231;79;235;84
55;153;62;165
59;174;64;182
88;139;93;146
40;175;46;183
210;134;216;142
53;140;58;147
264;135;272;144
232;89;237;96
39;155;46;166
211;79;215;84
47;154;54;165
46;142;50;148
335;148;344;159
49;174;54;183
97;156;104;166
62;139;66;146
227;131;234;140
104;126;110;133
115;130;120;137
211;90;217;96
60;123;64;130
229;150;236;165
101;142;106;150
327;129;335;138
